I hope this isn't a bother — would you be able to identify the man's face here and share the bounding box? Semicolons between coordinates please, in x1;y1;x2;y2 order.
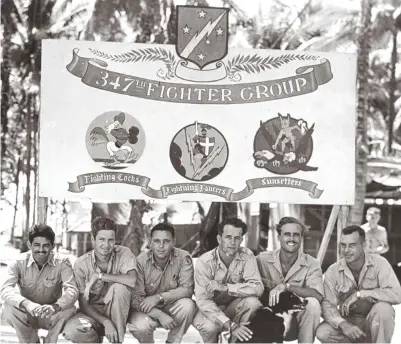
28;237;53;266
340;232;365;263
201;129;207;137
217;224;243;257
366;211;380;226
278;223;302;253
150;230;175;260
93;230;115;257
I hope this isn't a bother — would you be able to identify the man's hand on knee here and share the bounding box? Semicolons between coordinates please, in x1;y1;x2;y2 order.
20;300;41;317
339;321;366;341
158;312;176;330
231;322;253;342
103;319;118;343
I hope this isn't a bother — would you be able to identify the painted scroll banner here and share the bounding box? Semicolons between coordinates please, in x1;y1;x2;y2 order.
66;48;333;105
68;172;323;201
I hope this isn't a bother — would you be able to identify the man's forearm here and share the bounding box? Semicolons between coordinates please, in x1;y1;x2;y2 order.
79;299;109;324
102;273;135;288
146;307;165;321
161;286;193;303
288;285;323;302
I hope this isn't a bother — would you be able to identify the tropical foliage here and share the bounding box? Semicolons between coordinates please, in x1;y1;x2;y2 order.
1;0;401;253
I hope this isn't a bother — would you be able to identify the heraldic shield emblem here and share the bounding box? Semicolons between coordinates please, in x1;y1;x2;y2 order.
176;6;229;70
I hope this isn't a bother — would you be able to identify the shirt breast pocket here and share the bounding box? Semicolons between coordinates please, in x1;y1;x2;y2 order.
290;271;307;286
43;276;58;288
231;270;243;283
20;281;35;290
362;273;378;289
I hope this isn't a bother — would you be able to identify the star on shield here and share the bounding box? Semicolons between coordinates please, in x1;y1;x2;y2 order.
176;6;229;69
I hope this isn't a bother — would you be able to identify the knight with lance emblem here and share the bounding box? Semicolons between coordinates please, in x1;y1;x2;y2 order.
170;121;229;182
193;122;215;167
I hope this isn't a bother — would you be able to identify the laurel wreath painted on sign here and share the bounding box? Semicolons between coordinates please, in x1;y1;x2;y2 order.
225;53;320;81
89;47;178;80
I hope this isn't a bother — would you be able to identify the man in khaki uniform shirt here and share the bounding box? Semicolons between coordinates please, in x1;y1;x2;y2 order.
257;216;323;344
316;225;401;343
63;217;137;343
193;217;264;343
128;223;196;343
360;207;389;255
0;224;78;343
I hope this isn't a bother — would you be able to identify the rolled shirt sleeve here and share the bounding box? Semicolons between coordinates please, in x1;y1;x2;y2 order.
226;255;264;298
161;254;194;304
119;249;137;274
73;262;87;295
0;261;26;308
322;267;346;329
305;259;324;297
130;261;147;311
55;258;79;310
360;258;401;304
194;258;230;326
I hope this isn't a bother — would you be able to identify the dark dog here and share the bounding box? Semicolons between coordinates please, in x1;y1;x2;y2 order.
221;289;307;344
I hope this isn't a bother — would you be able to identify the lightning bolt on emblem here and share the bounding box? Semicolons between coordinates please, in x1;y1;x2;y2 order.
180;11;226;59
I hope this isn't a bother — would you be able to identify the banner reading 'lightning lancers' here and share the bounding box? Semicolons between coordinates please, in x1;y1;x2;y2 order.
39;5;356;204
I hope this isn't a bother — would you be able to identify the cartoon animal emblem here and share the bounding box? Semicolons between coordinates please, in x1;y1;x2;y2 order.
253;113;318;175
89;112;139;166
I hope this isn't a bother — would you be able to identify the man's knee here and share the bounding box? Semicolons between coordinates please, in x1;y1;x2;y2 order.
62;314;100;343
304;297;321;317
2;303;26;324
128;312;157;334
315;322;333;343
105;283;132;304
57;307;76;322
171;298;196;321
193;311;220;336
241;296;262;313
108;283;131;295
369;302;395;321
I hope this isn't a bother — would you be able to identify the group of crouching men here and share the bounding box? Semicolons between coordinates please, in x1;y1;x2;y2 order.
1;215;401;344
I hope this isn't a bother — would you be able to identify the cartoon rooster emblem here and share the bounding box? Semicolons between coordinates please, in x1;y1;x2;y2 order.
89;112;139;166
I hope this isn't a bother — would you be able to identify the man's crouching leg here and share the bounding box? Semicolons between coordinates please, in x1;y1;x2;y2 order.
296;297;321;344
44;307;76;343
226;296;262;323
192;310;223;344
103;283;132;343
62;313;102;343
127;311;158;343
3;303;40;343
164;298;196;343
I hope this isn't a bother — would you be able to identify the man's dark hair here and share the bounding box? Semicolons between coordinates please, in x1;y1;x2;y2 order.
342;225;366;242
151;222;175;238
217;216;248;236
276;217;306;235
91;217;117;239
28;224;55;245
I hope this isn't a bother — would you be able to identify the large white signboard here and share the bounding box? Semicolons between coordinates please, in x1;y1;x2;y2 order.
39;6;356;204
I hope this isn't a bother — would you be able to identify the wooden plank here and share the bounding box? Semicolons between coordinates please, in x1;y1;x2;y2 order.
317;205;340;265
336;205;350;261
37;197;48;224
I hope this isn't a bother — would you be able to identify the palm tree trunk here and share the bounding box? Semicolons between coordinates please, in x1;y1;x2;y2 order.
388;29;398;154
10;158;22;243
123;200;149;256
349;0;372;225
21;94;33;252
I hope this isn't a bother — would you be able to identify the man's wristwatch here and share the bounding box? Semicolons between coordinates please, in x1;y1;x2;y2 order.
98;272;104;281
159;294;164;304
51;304;62;313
